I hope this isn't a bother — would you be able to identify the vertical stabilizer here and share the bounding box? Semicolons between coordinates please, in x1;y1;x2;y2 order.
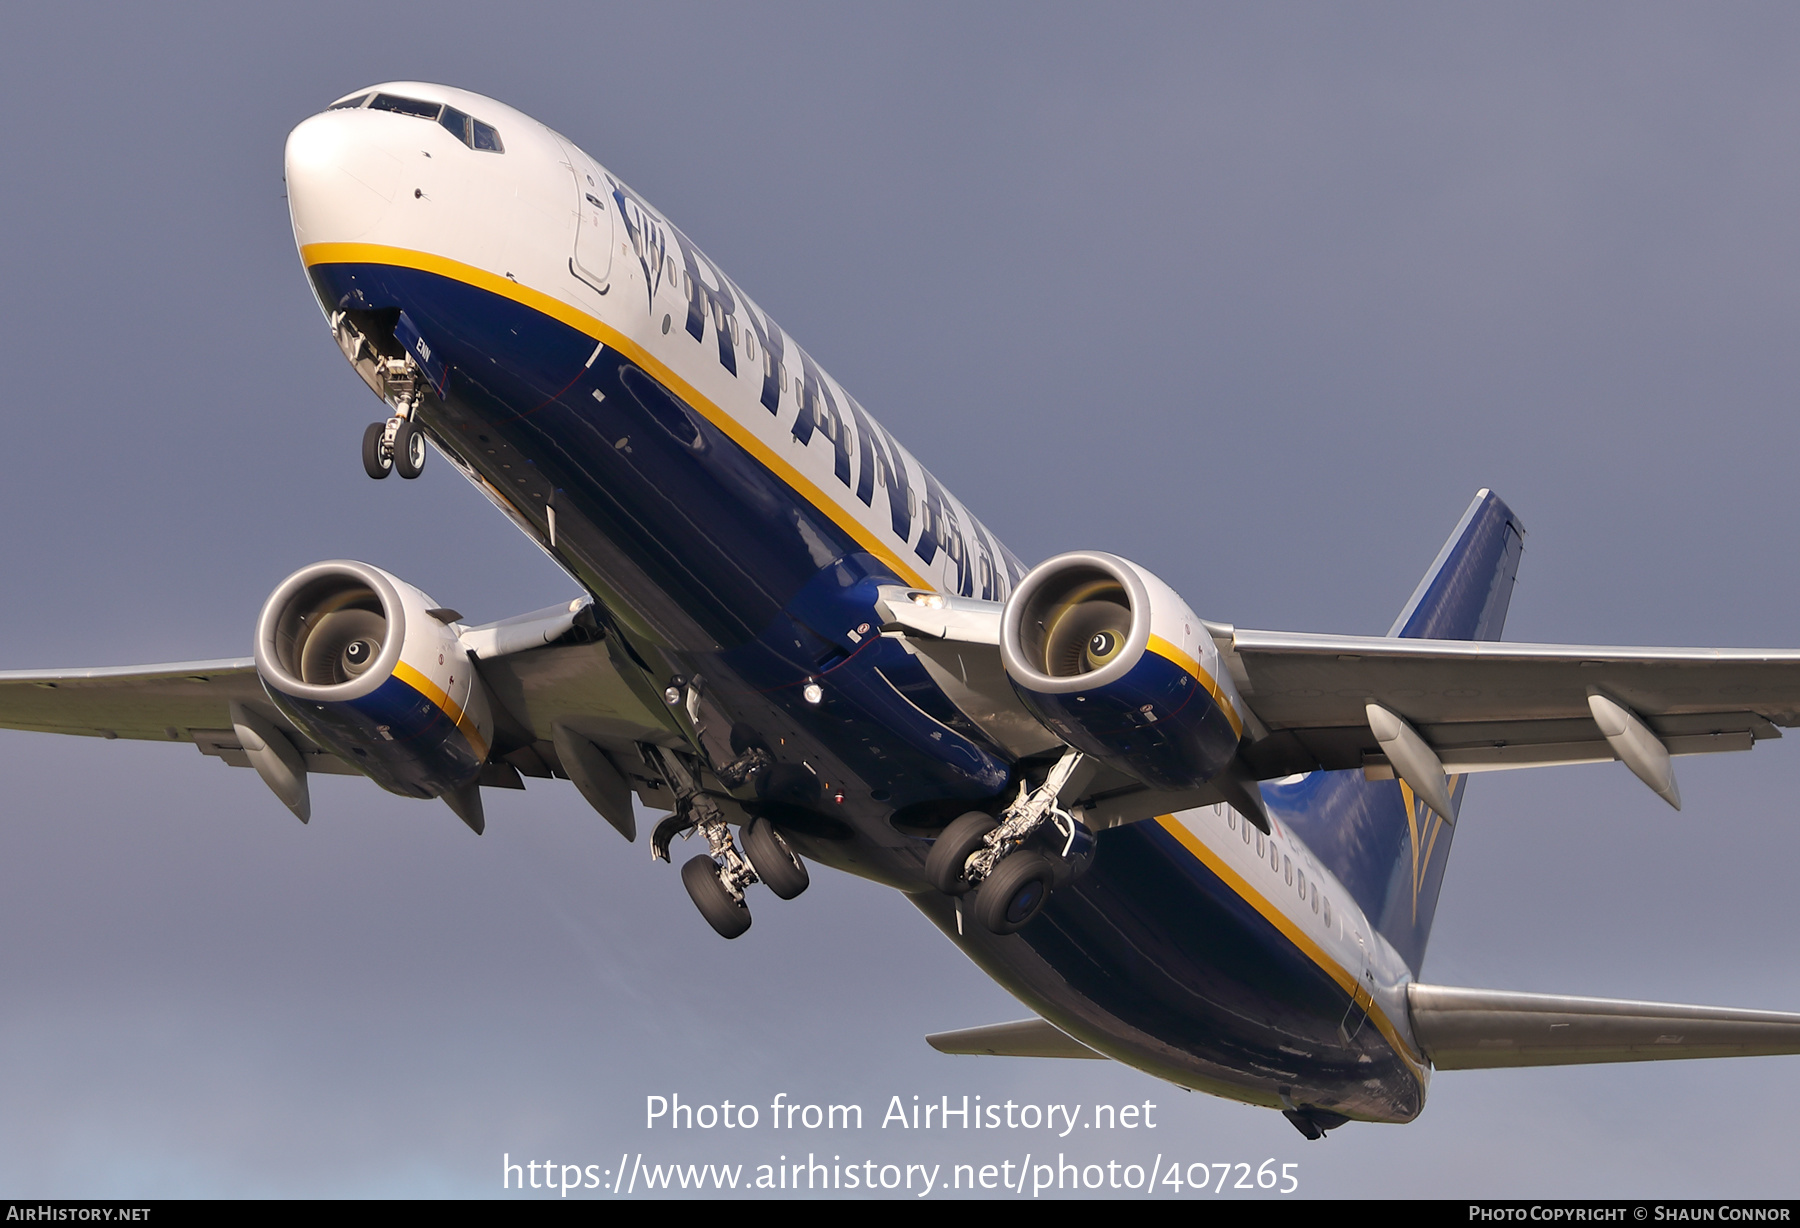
1266;490;1524;974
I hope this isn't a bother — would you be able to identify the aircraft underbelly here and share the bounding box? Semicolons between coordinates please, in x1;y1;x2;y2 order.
308;258;1013;860
305;257;1422;1119
919;820;1425;1122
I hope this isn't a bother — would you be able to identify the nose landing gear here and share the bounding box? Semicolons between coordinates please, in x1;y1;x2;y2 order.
362;415;427;480
345;334;428;480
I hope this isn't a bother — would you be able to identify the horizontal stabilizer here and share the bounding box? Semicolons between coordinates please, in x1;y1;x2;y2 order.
1409;982;1800;1069
926;1018;1105;1060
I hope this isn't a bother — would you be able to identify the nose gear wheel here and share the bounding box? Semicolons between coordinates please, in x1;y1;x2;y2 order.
362;422;392;479
363;414;429;481
393;419;426;479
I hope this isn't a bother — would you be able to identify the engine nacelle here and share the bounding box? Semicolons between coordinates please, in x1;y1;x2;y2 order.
999;551;1248;792
254;561;494;800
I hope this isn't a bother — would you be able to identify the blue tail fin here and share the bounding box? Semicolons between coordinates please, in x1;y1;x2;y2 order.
1264;490;1524;974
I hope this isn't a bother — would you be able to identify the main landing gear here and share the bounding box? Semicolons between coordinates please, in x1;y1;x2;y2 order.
925;748;1092;936
644;746;809;939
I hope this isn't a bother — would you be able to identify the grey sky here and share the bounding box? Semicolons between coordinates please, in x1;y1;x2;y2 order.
1;2;1797;1197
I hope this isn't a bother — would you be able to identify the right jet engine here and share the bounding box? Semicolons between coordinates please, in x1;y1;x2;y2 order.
999;551;1250;792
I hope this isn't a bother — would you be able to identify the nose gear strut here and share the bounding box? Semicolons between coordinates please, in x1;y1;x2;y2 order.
331;311;431;481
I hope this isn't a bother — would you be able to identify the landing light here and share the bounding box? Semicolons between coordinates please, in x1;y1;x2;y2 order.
803;682;824;705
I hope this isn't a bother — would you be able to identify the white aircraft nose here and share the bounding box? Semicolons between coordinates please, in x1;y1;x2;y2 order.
285;110;404;246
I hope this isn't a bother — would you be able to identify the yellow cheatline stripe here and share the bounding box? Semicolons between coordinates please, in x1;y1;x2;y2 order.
1153;814;1428;1087
300;242;931;591
392;660;490;762
1146;634;1245;738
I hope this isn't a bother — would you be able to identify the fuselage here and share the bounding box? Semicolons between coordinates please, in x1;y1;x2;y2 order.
284;82;1426;1123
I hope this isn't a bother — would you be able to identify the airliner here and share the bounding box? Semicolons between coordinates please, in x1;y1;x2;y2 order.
9;82;1800;1139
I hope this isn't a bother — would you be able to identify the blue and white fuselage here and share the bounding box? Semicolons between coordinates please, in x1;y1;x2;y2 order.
282;82;1439;1127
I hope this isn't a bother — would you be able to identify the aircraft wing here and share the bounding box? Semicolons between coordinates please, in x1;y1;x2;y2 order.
0;658;368;776
0;658;263;740
876;586;1800;818
0;626;681;805
1219;628;1800;780
1409;983;1800;1069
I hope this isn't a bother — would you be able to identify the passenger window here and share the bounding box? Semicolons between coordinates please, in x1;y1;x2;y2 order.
1296;868;1305;896
1241;819;1251;845
1269;842;1279;872
1283;854;1292;885
1254;832;1264;857
1322;897;1332;926
1226;811;1236;831
471;119;505;152
1311;883;1319;913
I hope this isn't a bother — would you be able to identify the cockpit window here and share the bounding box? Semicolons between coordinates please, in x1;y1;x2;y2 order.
327;92;370;110
471;120;504;153
345;93;505;153
438;105;472;144
369;93;442;120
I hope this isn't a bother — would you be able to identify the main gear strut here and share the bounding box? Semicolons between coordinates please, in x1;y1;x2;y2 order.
642;743;808;939
925;747;1090;935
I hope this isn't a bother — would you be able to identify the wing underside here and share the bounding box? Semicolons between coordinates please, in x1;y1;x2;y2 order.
1221;631;1800;780
0;637;679;800
876;584;1800;823
0;658;374;775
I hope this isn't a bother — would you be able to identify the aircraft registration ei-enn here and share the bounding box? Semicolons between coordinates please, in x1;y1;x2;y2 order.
14;82;1800;1140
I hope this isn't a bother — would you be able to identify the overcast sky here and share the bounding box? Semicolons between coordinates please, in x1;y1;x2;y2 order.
2;2;1799;1199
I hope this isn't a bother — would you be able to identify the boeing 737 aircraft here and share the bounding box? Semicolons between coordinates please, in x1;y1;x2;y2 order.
11;82;1800;1139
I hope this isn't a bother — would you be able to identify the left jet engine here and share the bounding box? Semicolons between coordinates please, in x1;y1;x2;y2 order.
254;561;494;807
